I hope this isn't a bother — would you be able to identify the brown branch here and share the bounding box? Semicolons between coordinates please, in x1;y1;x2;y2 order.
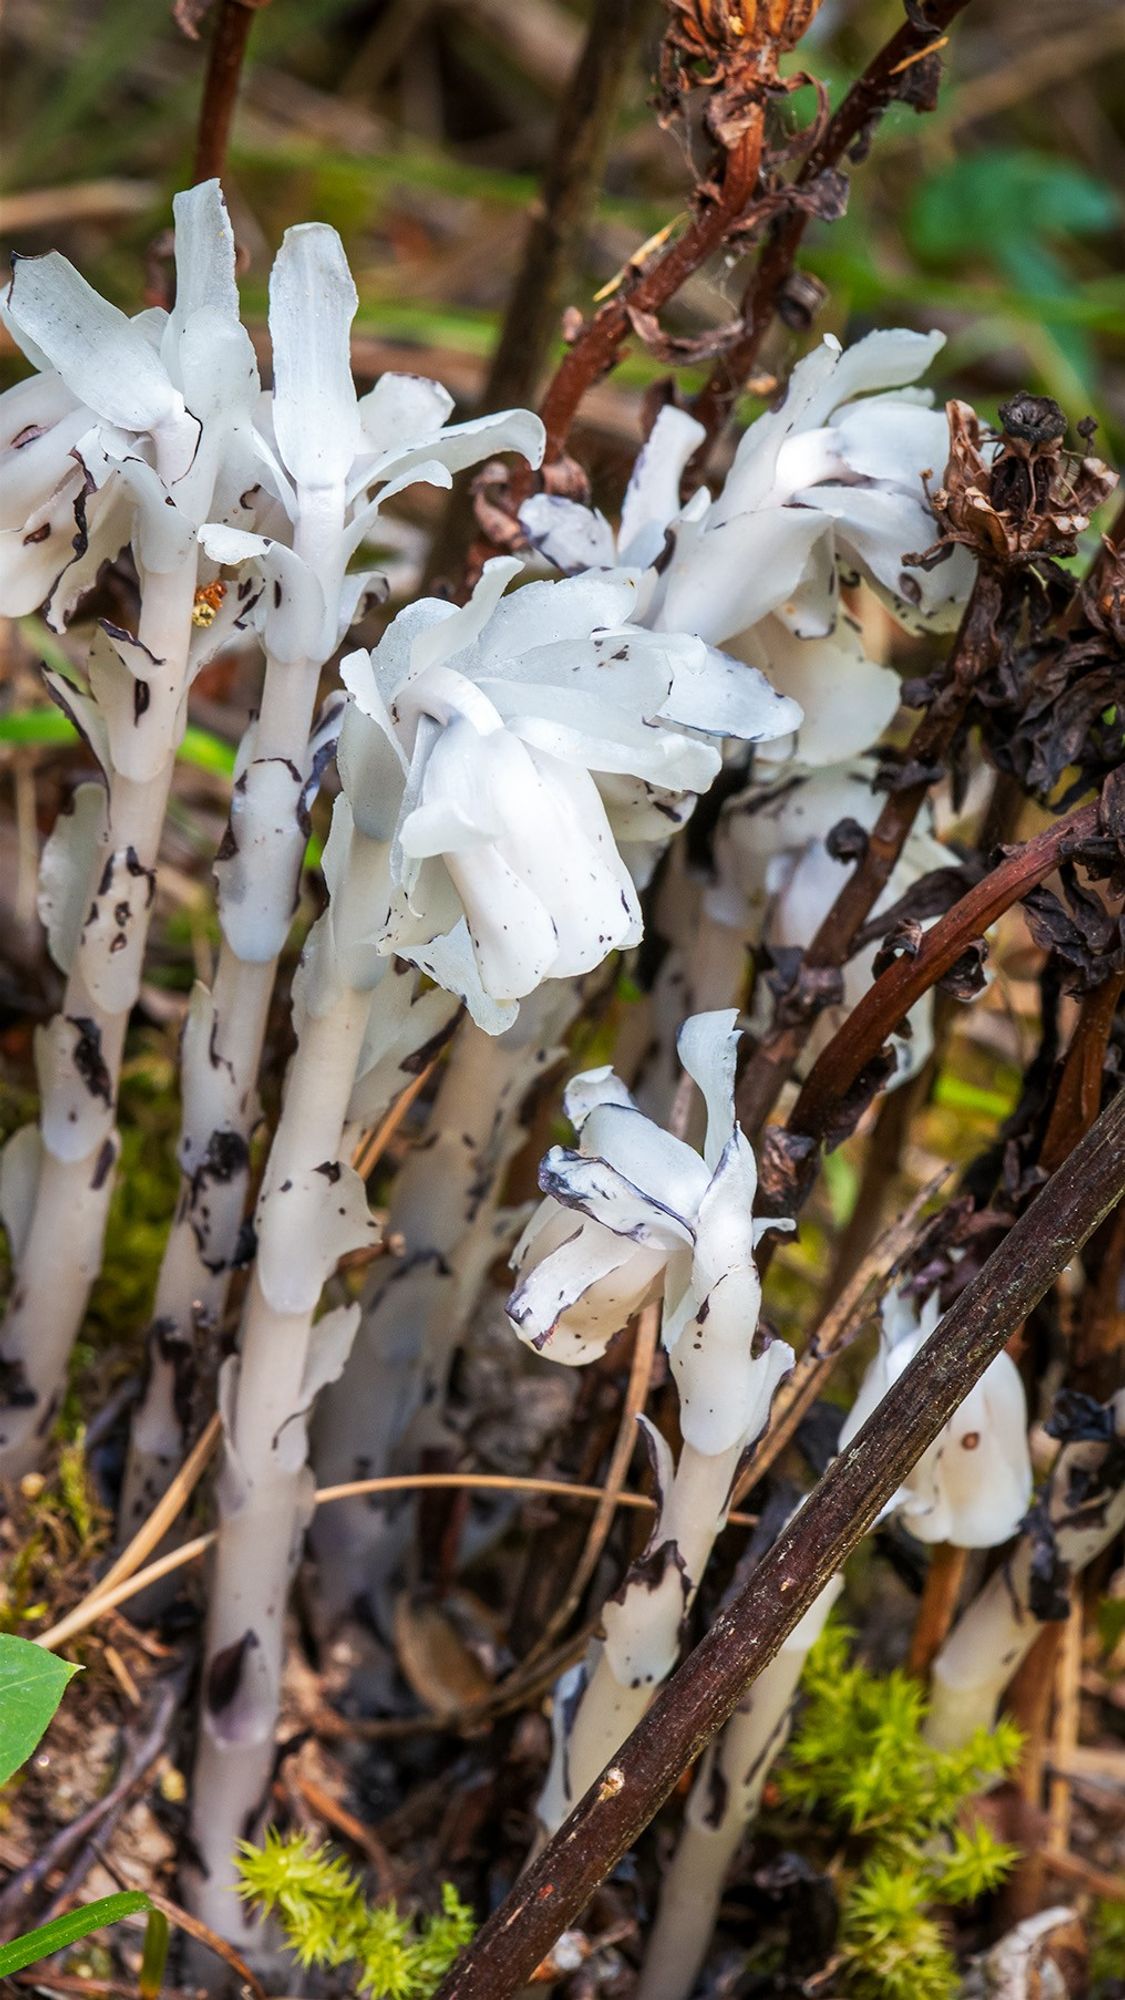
736;572;1005;1138
538;106;768;464
190;0;268;187
782;797;1102;1164
434;1083;1125;2000
690;0;977;447
907;1542;968;1680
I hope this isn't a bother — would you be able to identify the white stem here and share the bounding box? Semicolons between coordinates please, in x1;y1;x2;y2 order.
122;502;341;1528
0;547;198;1478
635;1573;840;2000
187;976;370;1942
311;983;583;1621
925;1397;1125;1751
539;1443;740;1838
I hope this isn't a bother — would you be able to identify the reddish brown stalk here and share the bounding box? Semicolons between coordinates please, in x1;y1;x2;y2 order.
907;1542;968;1680
783;798;1101;1164
538;109;767;464
736;575;1004;1138
690;0;976;447
1040;969;1125;1172
434;1086;1125;2000
1075;1195;1125;1398
190;0;269;187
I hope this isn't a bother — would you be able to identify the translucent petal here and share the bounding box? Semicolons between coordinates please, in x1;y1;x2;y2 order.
675;1010;741;1171
618;405;706;567
519;492;617;573
164;179;239;371
6;251;184;440
268;223;360;492
656;507;828;647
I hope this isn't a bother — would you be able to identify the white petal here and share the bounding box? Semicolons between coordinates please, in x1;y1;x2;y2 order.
508;1210;648;1363
399;918;519;1036
0;372;88;531
676;1010;741;1172
539;1139;697;1251
337;698;408;843
6;253;187;445
476;569;642;668
562;1065;636;1132
658;636;804;743
268;223;360;493
834;399;949;490
821;327;944;412
734;613;900;768
581;1100;711;1219
618;405;706;567
415;405;544;479
519;493;616;573
792;483;943;615
410;554;524;681
358;372;454;455
164;179;239;370
656;507;828;647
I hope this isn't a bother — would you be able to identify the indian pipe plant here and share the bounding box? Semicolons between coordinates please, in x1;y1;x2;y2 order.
0;1;1123;1998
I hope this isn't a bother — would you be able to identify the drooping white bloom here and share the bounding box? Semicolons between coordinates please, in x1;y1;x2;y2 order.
199;224;546;669
1;180;260;619
523;328;972;643
338;561;801;1030
710;759;949;1083
839;1286;1033;1547
521;330;973;778
509;1009;793;1456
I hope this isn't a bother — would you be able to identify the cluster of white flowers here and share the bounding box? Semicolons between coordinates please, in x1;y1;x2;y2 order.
1;177;997;1952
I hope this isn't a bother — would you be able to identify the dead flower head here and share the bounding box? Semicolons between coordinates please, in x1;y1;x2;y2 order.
921;395;1117;571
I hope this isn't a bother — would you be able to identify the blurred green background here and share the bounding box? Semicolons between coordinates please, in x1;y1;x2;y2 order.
2;0;1124;460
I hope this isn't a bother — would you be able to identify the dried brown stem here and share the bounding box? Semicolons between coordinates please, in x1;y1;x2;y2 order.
434;1085;1125;2000
690;0;977;446
538;110;767;464
191;0;267;187
731;1170;948;1508
907;1542;968;1680
771;798;1103;1197
737;574;1003;1138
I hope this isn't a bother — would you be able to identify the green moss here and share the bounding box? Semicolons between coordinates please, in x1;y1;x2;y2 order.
779;1624;1022;2000
236;1831;474;1998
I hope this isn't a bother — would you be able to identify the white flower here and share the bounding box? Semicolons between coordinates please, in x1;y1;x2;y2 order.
338;560;800;1028
521;330;974;779
1;179;260;615
838;1287;1033;1547
200;224;546;669
509;1009;794;1456
711;759;949;1084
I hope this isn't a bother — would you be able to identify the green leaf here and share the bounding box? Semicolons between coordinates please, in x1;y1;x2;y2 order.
0;1892;151;1977
0;1635;80;1788
909;148;1119;264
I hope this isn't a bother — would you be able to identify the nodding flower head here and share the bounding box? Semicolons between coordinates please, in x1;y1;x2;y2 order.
839;1284;1033;1547
337;565;801;1030
509;1009;794;1457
